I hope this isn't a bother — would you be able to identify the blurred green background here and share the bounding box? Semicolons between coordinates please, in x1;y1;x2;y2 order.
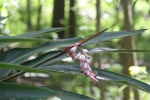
0;0;150;100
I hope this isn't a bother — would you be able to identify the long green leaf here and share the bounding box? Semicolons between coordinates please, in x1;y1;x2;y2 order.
0;62;150;93
0;28;63;47
90;48;150;53
0;29;147;63
0;82;94;100
0;62;49;74
83;29;147;45
18;27;63;38
0;29;147;80
0;36;47;42
0;37;81;63
0;36;47;47
42;65;150;93
42;87;94;100
37;53;67;67
0;82;55;99
1;46;149;82
0;69;8;79
22;50;61;66
0;51;67;80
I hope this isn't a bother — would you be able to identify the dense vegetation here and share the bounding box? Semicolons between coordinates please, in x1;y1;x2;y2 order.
0;0;150;100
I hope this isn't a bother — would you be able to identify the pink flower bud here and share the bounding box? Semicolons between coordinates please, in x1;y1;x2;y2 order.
68;52;73;56
83;62;88;69
80;55;86;62
85;58;91;65
75;53;81;60
84;54;90;59
70;46;77;53
68;51;75;60
82;49;90;54
80;62;84;68
86;70;91;76
83;69;88;77
90;71;95;76
89;75;99;82
86;64;92;71
71;53;76;60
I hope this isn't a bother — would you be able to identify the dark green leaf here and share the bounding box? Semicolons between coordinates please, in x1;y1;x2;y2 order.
1;29;147;63
22;50;61;66
0;82;55;99
0;37;81;63
0;51;67;81
42;65;150;93
37;53;67;67
0;62;49;74
0;36;48;47
0;37;79;78
42;87;95;100
0;82;94;100
90;48;150;53
0;69;9;79
18;27;64;38
0;36;47;42
0;29;147;82
0;28;63;47
83;29;147;45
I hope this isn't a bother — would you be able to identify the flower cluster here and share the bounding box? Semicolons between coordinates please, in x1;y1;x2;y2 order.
67;46;99;82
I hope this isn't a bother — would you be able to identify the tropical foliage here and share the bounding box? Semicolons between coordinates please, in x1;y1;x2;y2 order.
0;16;149;99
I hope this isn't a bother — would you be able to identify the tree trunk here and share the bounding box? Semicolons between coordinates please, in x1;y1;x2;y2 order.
68;0;76;38
96;0;101;32
95;0;105;100
27;0;32;31
121;0;139;100
52;0;65;39
36;0;42;31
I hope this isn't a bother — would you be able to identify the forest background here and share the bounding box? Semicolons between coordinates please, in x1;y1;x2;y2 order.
0;0;150;100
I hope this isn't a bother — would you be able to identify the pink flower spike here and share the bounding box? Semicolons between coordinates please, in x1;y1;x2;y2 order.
66;45;99;82
82;49;90;54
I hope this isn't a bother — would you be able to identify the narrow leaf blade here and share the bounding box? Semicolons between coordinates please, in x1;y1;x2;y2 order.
0;36;47;42
83;29;147;45
0;62;49;74
0;82;94;100
0;37;81;63
90;48;150;53
0;82;56;99
18;27;64;38
42;65;150;93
